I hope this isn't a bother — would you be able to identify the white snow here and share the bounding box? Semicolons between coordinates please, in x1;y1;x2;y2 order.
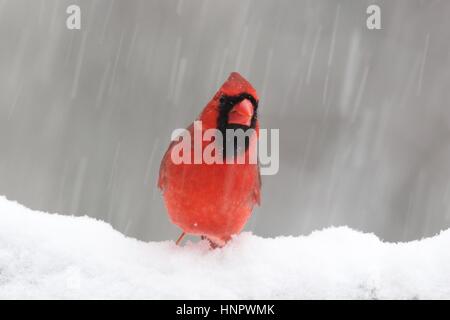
1;196;450;299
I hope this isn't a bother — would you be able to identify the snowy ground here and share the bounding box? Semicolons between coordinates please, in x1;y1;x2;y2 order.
0;196;449;299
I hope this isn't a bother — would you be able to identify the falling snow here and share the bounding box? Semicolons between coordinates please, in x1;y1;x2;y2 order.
0;1;450;246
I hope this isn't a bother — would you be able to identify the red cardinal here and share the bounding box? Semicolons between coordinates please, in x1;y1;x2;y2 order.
158;72;261;247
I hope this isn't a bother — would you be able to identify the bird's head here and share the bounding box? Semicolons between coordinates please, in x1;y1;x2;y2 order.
199;72;259;133
198;72;259;158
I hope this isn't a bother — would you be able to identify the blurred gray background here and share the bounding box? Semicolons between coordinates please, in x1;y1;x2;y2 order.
1;0;450;242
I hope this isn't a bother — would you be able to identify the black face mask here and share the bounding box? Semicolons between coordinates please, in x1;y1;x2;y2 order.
217;93;258;159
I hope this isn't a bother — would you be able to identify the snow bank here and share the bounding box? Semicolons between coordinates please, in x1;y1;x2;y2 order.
0;196;449;299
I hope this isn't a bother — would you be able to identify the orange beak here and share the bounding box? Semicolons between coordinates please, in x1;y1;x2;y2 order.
227;99;254;126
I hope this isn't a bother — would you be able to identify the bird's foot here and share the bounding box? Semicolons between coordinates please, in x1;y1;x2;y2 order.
175;232;186;246
200;235;230;249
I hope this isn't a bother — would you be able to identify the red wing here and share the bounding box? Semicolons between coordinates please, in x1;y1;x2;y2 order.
157;124;194;191
253;165;262;206
157;140;176;191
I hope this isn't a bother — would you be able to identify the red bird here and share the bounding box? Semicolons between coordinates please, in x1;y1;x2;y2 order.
158;72;261;247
